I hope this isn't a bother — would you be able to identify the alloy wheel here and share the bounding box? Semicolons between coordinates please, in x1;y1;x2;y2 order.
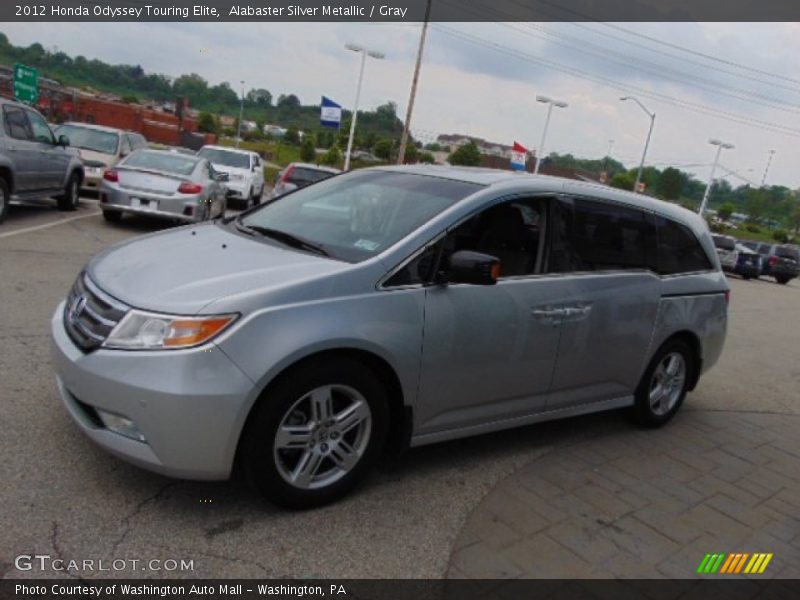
648;352;686;416
273;384;372;490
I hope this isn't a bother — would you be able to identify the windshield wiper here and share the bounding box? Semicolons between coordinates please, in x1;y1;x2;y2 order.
236;221;329;257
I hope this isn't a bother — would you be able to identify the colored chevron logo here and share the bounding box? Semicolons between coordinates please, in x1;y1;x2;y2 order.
697;552;773;574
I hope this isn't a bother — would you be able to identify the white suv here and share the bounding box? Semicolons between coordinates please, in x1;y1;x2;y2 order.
197;145;265;208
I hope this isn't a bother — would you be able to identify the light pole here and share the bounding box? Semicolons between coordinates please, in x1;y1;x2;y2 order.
235;80;244;148
533;95;568;175
397;0;432;165
761;149;776;187
620;96;655;193
344;43;385;171
699;138;735;216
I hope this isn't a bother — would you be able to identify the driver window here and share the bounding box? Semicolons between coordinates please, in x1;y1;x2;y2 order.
443;197;547;278
26;111;54;144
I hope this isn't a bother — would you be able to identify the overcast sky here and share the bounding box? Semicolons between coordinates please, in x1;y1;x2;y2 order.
3;18;800;188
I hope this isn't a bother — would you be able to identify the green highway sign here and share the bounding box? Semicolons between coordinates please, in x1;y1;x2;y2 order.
13;63;38;104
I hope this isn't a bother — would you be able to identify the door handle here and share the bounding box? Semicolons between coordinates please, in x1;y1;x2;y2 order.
562;304;592;317
531;307;565;319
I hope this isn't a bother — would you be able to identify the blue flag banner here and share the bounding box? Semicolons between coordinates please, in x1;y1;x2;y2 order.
321;96;342;128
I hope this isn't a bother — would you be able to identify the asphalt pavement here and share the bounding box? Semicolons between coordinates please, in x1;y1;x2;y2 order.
1;198;798;579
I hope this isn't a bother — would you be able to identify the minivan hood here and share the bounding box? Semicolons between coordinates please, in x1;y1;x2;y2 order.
88;223;346;314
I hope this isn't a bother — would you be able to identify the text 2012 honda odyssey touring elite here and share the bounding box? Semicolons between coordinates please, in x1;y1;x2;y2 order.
51;166;728;508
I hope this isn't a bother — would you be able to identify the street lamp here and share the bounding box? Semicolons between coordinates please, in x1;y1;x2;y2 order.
344;43;385;171
236;80;245;149
699;138;735;216
620;96;655;193
533;95;568;175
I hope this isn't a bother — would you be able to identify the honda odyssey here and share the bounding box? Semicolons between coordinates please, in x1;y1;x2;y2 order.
51;166;728;508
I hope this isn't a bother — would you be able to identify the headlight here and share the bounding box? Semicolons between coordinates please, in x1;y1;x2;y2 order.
229;173;244;181
103;310;238;350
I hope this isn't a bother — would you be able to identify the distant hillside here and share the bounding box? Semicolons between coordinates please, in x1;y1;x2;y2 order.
0;31;408;142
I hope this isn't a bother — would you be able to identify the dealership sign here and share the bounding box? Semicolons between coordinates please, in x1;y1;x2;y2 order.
511;141;528;171
320;96;342;128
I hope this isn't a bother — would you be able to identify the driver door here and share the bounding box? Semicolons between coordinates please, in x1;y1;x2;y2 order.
414;196;564;438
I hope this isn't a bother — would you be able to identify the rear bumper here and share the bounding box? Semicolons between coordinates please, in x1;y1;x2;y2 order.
50;302;256;480
100;183;205;222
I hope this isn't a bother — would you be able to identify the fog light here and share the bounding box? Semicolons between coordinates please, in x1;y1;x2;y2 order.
96;409;146;442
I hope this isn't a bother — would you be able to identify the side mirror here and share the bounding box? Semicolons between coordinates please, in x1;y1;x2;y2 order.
444;250;501;285
58;135;70;147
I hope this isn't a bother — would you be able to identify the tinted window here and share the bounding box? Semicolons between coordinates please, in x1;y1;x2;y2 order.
549;197;656;272
656;217;713;274
384;243;441;287
758;244;771;255
122;151;199;176
26;110;54;144
3;106;32;140
712;235;735;251
288;167;335;186
197;147;250;169
239;170;481;262
776;246;799;261
54;124;119;154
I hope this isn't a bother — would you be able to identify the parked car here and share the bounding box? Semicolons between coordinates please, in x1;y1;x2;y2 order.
271;162;340;199
711;234;738;272
98;149;228;223
53;123;147;193
756;243;800;284
732;242;761;280
52;167;728;508
197;145;264;208
0;97;84;224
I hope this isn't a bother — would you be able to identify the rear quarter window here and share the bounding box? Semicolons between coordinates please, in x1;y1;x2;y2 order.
776;246;799;261
656;217;714;275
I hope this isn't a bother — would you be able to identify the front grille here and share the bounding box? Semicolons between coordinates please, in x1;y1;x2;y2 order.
63;273;129;352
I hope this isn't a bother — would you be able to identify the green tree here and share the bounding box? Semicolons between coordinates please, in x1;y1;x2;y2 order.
300;136;316;162
717;202;736;222
448;141;482;166
745;188;768;222
374;138;394;161
403;143;419;164
609;171;635;191
277;94;301;108
419;151;435;164
656;167;684;200
284;125;300;144
197;111;216;133
789;203;800;235
321;145;342;167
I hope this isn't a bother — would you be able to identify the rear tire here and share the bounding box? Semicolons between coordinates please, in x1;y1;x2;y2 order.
56;173;81;211
632;339;694;428
775;276;790;285
0;178;9;225
240;356;389;509
102;210;122;223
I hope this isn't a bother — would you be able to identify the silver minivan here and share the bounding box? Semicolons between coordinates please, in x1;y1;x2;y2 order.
51;166;728;508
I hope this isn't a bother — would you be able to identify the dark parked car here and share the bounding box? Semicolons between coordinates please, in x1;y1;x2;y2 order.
270;162;340;199
757;243;799;284
711;234;737;272
732;243;761;280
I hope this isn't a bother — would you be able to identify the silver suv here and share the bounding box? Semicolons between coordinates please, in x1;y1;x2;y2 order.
0;98;85;224
51;166;728;508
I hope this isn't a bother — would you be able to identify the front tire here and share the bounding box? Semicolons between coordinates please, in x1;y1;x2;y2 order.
57;174;81;211
633;339;694;428
775;276;790;285
102;209;122;223
240;357;389;509
0;178;9;224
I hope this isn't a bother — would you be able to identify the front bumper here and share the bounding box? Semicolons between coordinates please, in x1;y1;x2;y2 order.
50;302;256;480
224;181;250;199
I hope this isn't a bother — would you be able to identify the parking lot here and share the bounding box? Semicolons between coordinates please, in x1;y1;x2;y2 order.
1;197;798;579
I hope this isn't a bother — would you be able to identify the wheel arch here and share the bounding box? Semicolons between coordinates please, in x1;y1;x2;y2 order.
653;330;703;391
0;165;14;194
233;347;411;473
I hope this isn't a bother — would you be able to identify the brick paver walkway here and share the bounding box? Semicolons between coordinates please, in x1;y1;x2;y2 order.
448;410;800;579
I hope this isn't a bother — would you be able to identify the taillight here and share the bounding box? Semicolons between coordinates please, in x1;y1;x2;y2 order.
279;164;295;183
178;182;203;194
768;256;779;266
103;170;119;182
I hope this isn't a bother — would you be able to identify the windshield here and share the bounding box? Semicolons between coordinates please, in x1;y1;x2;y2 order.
239;170;482;262
55;124;119;154
198;147;250;169
121;151;199;176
